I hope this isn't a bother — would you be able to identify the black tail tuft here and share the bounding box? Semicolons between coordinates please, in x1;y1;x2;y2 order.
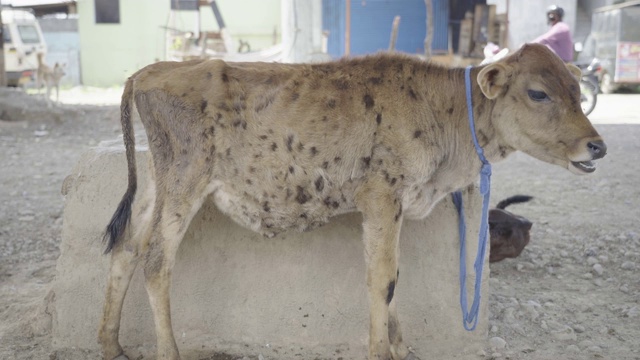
103;78;137;254
496;195;533;210
103;189;134;254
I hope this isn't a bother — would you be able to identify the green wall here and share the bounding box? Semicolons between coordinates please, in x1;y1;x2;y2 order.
78;0;280;87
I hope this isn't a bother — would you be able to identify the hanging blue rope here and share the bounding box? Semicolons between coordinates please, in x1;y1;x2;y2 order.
452;66;492;331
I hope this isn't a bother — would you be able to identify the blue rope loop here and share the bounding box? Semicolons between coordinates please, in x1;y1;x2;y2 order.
455;66;492;331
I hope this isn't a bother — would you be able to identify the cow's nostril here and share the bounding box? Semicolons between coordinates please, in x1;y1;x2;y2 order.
587;140;607;159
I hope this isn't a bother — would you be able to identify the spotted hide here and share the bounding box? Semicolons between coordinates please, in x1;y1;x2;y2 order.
98;43;606;360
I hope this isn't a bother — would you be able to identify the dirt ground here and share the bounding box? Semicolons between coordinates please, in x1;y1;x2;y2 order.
1;87;639;360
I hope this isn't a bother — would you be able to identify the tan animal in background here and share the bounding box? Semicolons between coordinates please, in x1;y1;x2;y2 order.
98;44;606;360
36;52;65;107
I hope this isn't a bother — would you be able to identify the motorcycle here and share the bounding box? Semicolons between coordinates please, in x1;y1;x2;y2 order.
481;43;599;116
576;58;600;116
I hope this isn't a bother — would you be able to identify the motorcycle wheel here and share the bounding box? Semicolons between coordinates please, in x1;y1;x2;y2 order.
580;77;598;116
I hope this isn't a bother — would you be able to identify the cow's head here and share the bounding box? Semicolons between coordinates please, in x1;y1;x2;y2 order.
477;43;606;174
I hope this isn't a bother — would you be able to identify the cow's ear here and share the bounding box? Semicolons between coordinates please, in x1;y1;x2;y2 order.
477;63;513;99
565;63;582;80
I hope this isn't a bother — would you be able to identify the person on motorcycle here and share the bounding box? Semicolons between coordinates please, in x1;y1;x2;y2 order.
532;5;574;62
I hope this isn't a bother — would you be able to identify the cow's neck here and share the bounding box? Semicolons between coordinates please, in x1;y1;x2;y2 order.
460;66;515;165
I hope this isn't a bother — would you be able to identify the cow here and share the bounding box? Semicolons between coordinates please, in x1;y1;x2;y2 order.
98;43;606;360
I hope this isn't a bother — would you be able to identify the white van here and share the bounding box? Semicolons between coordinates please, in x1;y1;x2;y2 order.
2;8;47;86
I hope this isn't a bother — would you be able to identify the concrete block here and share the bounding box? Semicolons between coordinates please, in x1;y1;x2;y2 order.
52;139;488;359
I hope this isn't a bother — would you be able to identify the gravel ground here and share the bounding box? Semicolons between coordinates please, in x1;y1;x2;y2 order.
0;87;639;360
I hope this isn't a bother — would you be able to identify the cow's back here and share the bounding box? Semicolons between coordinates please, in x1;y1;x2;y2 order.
129;55;453;235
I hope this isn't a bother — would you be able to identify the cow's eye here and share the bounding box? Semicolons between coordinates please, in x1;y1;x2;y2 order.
527;90;549;102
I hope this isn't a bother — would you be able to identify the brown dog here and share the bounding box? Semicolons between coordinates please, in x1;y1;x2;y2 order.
489;195;533;263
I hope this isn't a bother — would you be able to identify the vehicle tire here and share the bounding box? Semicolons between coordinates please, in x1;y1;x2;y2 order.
600;72;619;94
580;78;598;116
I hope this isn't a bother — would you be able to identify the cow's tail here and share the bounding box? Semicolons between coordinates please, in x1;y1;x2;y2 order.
103;78;137;254
496;195;533;210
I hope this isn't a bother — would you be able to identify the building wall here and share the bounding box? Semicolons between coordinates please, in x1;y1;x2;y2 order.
77;0;280;87
322;0;449;59
40;17;81;86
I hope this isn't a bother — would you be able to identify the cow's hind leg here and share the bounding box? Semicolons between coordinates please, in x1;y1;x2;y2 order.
99;244;141;360
142;183;212;360
99;183;156;360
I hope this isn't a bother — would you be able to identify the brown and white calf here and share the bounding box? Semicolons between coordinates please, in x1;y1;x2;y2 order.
98;43;606;360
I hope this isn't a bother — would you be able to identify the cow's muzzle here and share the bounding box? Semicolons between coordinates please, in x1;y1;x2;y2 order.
571;140;607;173
587;140;607;160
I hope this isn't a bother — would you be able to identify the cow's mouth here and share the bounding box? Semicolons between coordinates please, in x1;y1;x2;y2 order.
571;160;596;173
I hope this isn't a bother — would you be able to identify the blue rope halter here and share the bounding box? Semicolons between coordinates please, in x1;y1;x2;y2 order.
452;66;492;331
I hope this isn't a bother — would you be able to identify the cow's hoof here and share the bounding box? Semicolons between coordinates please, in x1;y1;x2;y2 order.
403;352;420;360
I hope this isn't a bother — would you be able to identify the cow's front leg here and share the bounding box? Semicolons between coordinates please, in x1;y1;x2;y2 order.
356;178;407;360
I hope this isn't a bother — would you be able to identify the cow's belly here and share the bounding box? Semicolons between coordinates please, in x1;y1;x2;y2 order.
210;181;358;237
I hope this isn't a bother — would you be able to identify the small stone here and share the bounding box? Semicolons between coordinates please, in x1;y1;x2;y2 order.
587;346;603;354
511;324;527;337
592;263;604;276
587;256;599;265
525;300;541;308
579;340;595;349
566;344;580;353
585;247;598;257
489;337;507;350
552;326;577;341
522;301;541;321
502;307;517;323
621;261;635;270
543;301;556;308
